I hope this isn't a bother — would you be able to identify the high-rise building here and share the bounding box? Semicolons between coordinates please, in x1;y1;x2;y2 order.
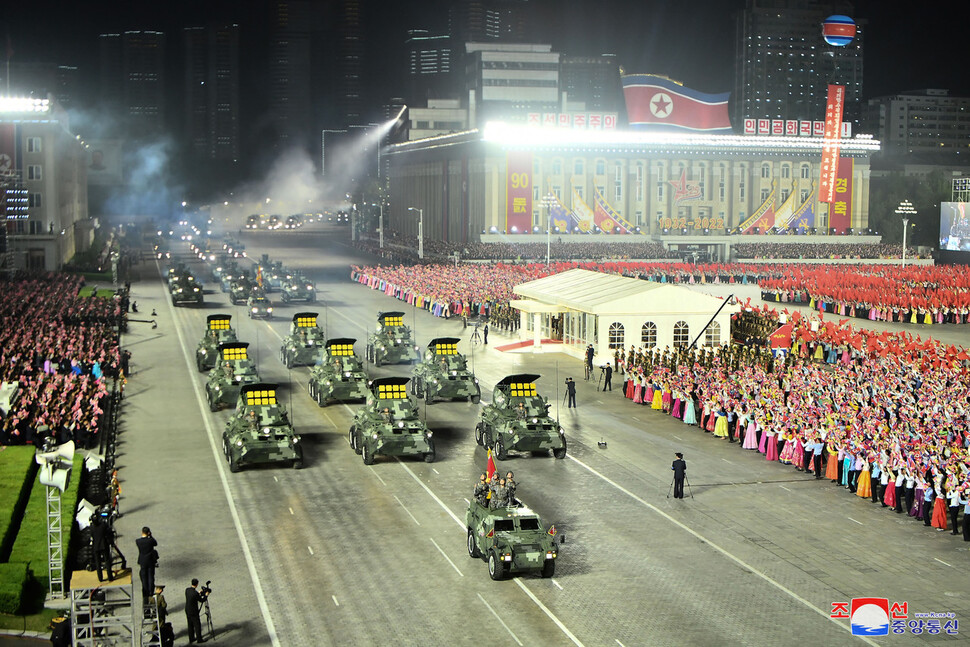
405;29;452;104
267;1;318;147
464;42;560;124
734;0;864;129
184;23;241;163
99;31;167;139
866;89;970;157
449;0;529;43
335;0;363;127
560;55;622;113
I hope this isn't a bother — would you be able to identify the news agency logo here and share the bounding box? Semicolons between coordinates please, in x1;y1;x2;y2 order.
850;598;890;636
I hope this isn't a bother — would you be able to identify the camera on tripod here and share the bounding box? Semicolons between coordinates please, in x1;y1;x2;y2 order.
200;580;212;597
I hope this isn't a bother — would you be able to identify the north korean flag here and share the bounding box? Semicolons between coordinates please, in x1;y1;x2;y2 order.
622;74;732;133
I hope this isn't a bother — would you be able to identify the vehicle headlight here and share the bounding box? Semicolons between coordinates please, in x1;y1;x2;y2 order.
291;436;300;444
397;421;404;428
235;376;242;382
193;287;199;292
508;429;514;435
426;431;433;437
306;284;312;289
325;380;331;385
451;371;457;376
261;427;271;434
432;379;438;384
200;349;207;355
344;372;351;378
251;307;258;313
235;439;243;447
558;427;565;435
267;307;273;312
546;551;556;559
372;433;378;440
532;417;538;424
474;378;479;384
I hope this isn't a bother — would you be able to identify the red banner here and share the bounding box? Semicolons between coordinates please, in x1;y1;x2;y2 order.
818;84;844;204
829;156;853;233
769;323;793;349
505;152;532;233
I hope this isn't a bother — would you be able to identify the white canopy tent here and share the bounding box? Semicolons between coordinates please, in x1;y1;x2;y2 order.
511;269;738;362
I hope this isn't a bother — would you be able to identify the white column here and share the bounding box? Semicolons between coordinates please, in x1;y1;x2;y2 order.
533;313;542;349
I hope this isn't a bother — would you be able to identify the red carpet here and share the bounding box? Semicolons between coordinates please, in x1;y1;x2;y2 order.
494;339;562;352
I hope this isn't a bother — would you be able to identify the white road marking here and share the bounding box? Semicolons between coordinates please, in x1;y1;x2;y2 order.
372;470;387;487
463;498;470;505
721;458;732;464
164;276;282;647
615;640;626;647
779;486;791;492
566;454;879;647
432;468;440;474
398;460;584;646
596;400;604;404
273;476;278;482
673;435;682;440
429;537;463;577
477;593;523;646
551;579;563;591
288;507;294;515
307;546;314;556
934;558;954;568
631;416;640;421
847;517;863;525
393;494;421;526
331;595;339;607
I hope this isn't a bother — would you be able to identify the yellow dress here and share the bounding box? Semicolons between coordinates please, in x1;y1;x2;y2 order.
651;390;663;410
856;469;872;498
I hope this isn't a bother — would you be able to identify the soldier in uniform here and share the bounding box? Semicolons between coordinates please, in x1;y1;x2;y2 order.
247;409;259;433
380;407;392;423
490;478;508;509
473;473;489;506
504;471;517;505
516;401;528;420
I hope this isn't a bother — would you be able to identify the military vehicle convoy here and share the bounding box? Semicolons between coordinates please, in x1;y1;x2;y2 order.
349;377;435;464
411;337;481;404
365;312;419;366
308;338;369;406
246;294;273;319
196;314;237;371
170;275;203;306
222;384;302;472
476;374;566;460
280;273;316;303
279;312;325;368
205;342;260;411
466;498;558;580
254;255;284;292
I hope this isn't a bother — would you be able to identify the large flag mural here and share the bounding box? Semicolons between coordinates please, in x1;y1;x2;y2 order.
781;186;816;232
621;74;732;133
593;188;637;234
738;184;776;234
773;187;798;229
547;195;584;233
571;187;596;232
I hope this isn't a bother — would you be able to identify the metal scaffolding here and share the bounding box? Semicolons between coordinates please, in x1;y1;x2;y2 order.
46;485;65;598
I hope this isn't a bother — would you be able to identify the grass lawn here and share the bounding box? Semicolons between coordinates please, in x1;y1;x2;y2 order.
0;606;59;633
77;286;116;299
0;448;36;561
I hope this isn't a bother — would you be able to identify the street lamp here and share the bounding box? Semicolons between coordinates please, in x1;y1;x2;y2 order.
408;207;423;259
895;199;917;267
540;193;558;266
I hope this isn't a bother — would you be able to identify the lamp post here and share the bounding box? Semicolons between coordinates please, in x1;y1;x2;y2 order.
408;207;423;259
540;193;557;266
379;202;384;250
895;199;917;268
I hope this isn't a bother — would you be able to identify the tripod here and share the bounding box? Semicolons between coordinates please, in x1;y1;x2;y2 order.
470;327;482;345
200;595;214;641
666;475;694;499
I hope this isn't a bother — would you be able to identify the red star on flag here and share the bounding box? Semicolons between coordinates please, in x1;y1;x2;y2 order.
651;94;671;115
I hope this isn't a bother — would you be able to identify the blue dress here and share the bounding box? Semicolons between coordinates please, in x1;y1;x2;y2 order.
682;396;697;425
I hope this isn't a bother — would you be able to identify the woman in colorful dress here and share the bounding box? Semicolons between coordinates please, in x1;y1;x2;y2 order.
765;424;779;461
705;400;718;432
855;456;872;499
713;405;729;439
882;468;897;509
742;410;759;450
670;388;683;419
644;380;655;407
625;373;636;400
930;477;949;530
825;442;839;481
778;432;795;465
911;475;926;519
661;383;672;413
651;384;663;410
682;389;697;426
699;396;711;430
632;376;643;404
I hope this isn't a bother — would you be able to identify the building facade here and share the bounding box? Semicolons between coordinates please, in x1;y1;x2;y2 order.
1;97;90;271
464;43;560;124
405;30;453;104
184;23;241;163
734;0;864;128
99;31;167;140
865;89;970;157
385;125;876;244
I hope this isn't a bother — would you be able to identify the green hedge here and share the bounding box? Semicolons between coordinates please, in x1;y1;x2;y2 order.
0;447;37;561
0;563;29;614
8;455;84;591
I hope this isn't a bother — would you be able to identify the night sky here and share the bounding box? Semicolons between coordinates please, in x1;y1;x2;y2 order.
4;0;969;107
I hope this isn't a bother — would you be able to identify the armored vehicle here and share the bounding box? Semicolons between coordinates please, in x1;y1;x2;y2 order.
308;338;369;406
219;268;243;293
212;257;236;282
205;343;260;411
171;276;203;306
254;255;284;292
229;277;257;305
466;498;558;580
246;294;273;319
476;374;566;460
280;273;316;303
411;337;481;404
196;315;238;372
364;312;419;366
222;383;302;472
279;312;325;367
166;263;190;290
349;377;435;464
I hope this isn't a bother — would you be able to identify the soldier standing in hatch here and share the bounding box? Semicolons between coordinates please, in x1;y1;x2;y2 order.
490;478;508;509
473;473;489;506
380;407;392;423
505;471;517;505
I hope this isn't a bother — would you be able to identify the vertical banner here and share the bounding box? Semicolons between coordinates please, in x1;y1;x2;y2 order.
505;152;533;233
818;84;845;204
829;156;853;232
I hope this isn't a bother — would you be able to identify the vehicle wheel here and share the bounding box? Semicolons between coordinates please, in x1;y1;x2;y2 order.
471;395;481;404
424;438;435;463
488;550;505;581
362;442;374;465
279;348;285;363
495;435;508;461
467;529;481;558
425;388;433;405
308;382;315;399
207;391;218;412
414;378;423;398
365;345;373;362
553;438;567;460
483;426;492;449
374;356;382;367
541;559;555;578
228;454;240;473
474;423;484;446
349;427;358;452
292;458;303;470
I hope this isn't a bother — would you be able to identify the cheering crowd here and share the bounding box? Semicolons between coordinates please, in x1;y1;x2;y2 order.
352;261;970;330
0;274;125;447
617;307;970;538
733;242;920;260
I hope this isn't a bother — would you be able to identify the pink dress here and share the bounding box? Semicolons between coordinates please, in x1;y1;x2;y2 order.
765;432;779;461
632;381;643;404
671;396;682;419
742;420;759;450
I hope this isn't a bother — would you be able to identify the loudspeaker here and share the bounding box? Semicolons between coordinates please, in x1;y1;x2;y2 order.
40;463;71;492
36;440;75;465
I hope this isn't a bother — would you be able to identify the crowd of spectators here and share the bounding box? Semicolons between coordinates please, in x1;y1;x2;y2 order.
0;273;124;447
733;242;921;260
619;306;970;536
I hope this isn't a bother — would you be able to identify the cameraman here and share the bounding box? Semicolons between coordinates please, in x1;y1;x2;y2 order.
565;377;577;409
185;578;208;644
601;364;612;391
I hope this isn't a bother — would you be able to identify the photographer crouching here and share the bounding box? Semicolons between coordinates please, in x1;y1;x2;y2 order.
185;578;212;644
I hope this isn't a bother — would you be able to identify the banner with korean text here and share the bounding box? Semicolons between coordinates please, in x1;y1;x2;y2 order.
505;152;533;233
829;157;853;232
818;84;845;204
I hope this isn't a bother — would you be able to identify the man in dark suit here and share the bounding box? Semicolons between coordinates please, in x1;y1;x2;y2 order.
135;527;157;601
671;453;687;499
185;579;205;643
